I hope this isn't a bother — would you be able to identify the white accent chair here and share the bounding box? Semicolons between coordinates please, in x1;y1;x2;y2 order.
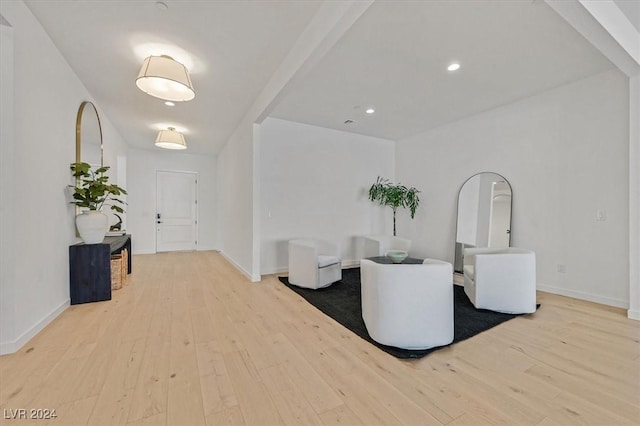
361;235;411;258
463;247;536;314
360;258;454;350
288;239;342;289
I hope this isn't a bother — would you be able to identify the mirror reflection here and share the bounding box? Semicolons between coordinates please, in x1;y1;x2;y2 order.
76;101;103;166
454;172;512;272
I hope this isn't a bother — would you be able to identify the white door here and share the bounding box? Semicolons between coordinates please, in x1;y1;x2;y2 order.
156;170;197;252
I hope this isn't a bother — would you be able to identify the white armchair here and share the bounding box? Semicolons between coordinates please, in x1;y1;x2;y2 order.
360;258;453;350
288;239;342;289
361;235;411;258
463;247;536;314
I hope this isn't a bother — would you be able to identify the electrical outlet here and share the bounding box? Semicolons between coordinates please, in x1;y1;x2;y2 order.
557;264;566;273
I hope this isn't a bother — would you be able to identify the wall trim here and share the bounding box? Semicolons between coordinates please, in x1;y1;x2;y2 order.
133;248;222;255
197;245;219;252
0;298;69;355
261;266;288;276
628;309;640;320
220;250;261;282
342;259;360;269
260;259;361;278
537;284;628;309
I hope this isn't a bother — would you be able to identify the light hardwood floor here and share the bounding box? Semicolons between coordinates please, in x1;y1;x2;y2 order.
1;251;638;425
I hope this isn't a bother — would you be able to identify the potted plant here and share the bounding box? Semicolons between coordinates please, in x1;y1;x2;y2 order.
69;162;127;244
368;176;420;236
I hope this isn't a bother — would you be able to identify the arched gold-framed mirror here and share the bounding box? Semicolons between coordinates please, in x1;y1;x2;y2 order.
75;101;103;166
454;172;512;272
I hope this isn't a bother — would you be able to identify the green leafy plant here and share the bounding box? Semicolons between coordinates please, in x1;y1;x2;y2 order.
368;176;420;236
69;162;127;213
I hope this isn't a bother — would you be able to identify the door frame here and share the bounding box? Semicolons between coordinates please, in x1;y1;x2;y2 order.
155;169;198;253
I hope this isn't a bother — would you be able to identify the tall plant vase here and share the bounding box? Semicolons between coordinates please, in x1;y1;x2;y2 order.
76;210;108;244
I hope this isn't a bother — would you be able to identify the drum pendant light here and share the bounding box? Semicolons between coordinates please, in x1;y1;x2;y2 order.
136;55;195;102
155;127;187;150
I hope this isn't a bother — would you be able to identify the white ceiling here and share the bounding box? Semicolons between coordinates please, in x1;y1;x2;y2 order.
614;0;640;32
271;0;615;141
24;0;322;155
25;0;614;154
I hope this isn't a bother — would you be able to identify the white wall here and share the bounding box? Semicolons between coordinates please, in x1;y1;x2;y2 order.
259;118;395;274
1;19;16;353
629;74;640;319
396;69;630;308
127;147;218;254
217;123;257;280
215;2;374;282
548;0;640;320
0;1;128;354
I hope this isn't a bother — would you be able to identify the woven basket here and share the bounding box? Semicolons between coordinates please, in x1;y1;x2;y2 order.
111;254;124;290
121;248;128;285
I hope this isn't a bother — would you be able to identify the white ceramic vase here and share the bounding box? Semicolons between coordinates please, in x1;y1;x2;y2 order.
76;210;108;244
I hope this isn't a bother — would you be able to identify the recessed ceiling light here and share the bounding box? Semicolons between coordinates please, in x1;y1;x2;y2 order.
164;101;175;106
447;63;460;72
365;108;375;114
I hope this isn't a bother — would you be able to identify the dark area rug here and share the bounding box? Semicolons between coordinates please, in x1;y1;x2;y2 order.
279;267;538;359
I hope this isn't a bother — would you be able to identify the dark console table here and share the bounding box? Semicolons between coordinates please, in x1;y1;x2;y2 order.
69;234;132;305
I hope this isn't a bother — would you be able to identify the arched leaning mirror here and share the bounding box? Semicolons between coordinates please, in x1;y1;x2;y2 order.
76;101;103;166
454;172;512;273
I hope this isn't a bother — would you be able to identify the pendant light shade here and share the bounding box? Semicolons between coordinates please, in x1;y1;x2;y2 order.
155;127;187;150
136;55;195;102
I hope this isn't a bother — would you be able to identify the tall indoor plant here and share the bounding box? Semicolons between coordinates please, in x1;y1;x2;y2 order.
368;176;420;236
69;162;127;243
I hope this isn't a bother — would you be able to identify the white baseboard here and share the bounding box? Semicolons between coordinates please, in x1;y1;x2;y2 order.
132;249;155;255
627;308;640;321
133;247;220;255
197;245;219;251
260;259;361;278
219;251;261;282
0;298;70;355
261;266;288;276
537;284;628;309
342;259;360;269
